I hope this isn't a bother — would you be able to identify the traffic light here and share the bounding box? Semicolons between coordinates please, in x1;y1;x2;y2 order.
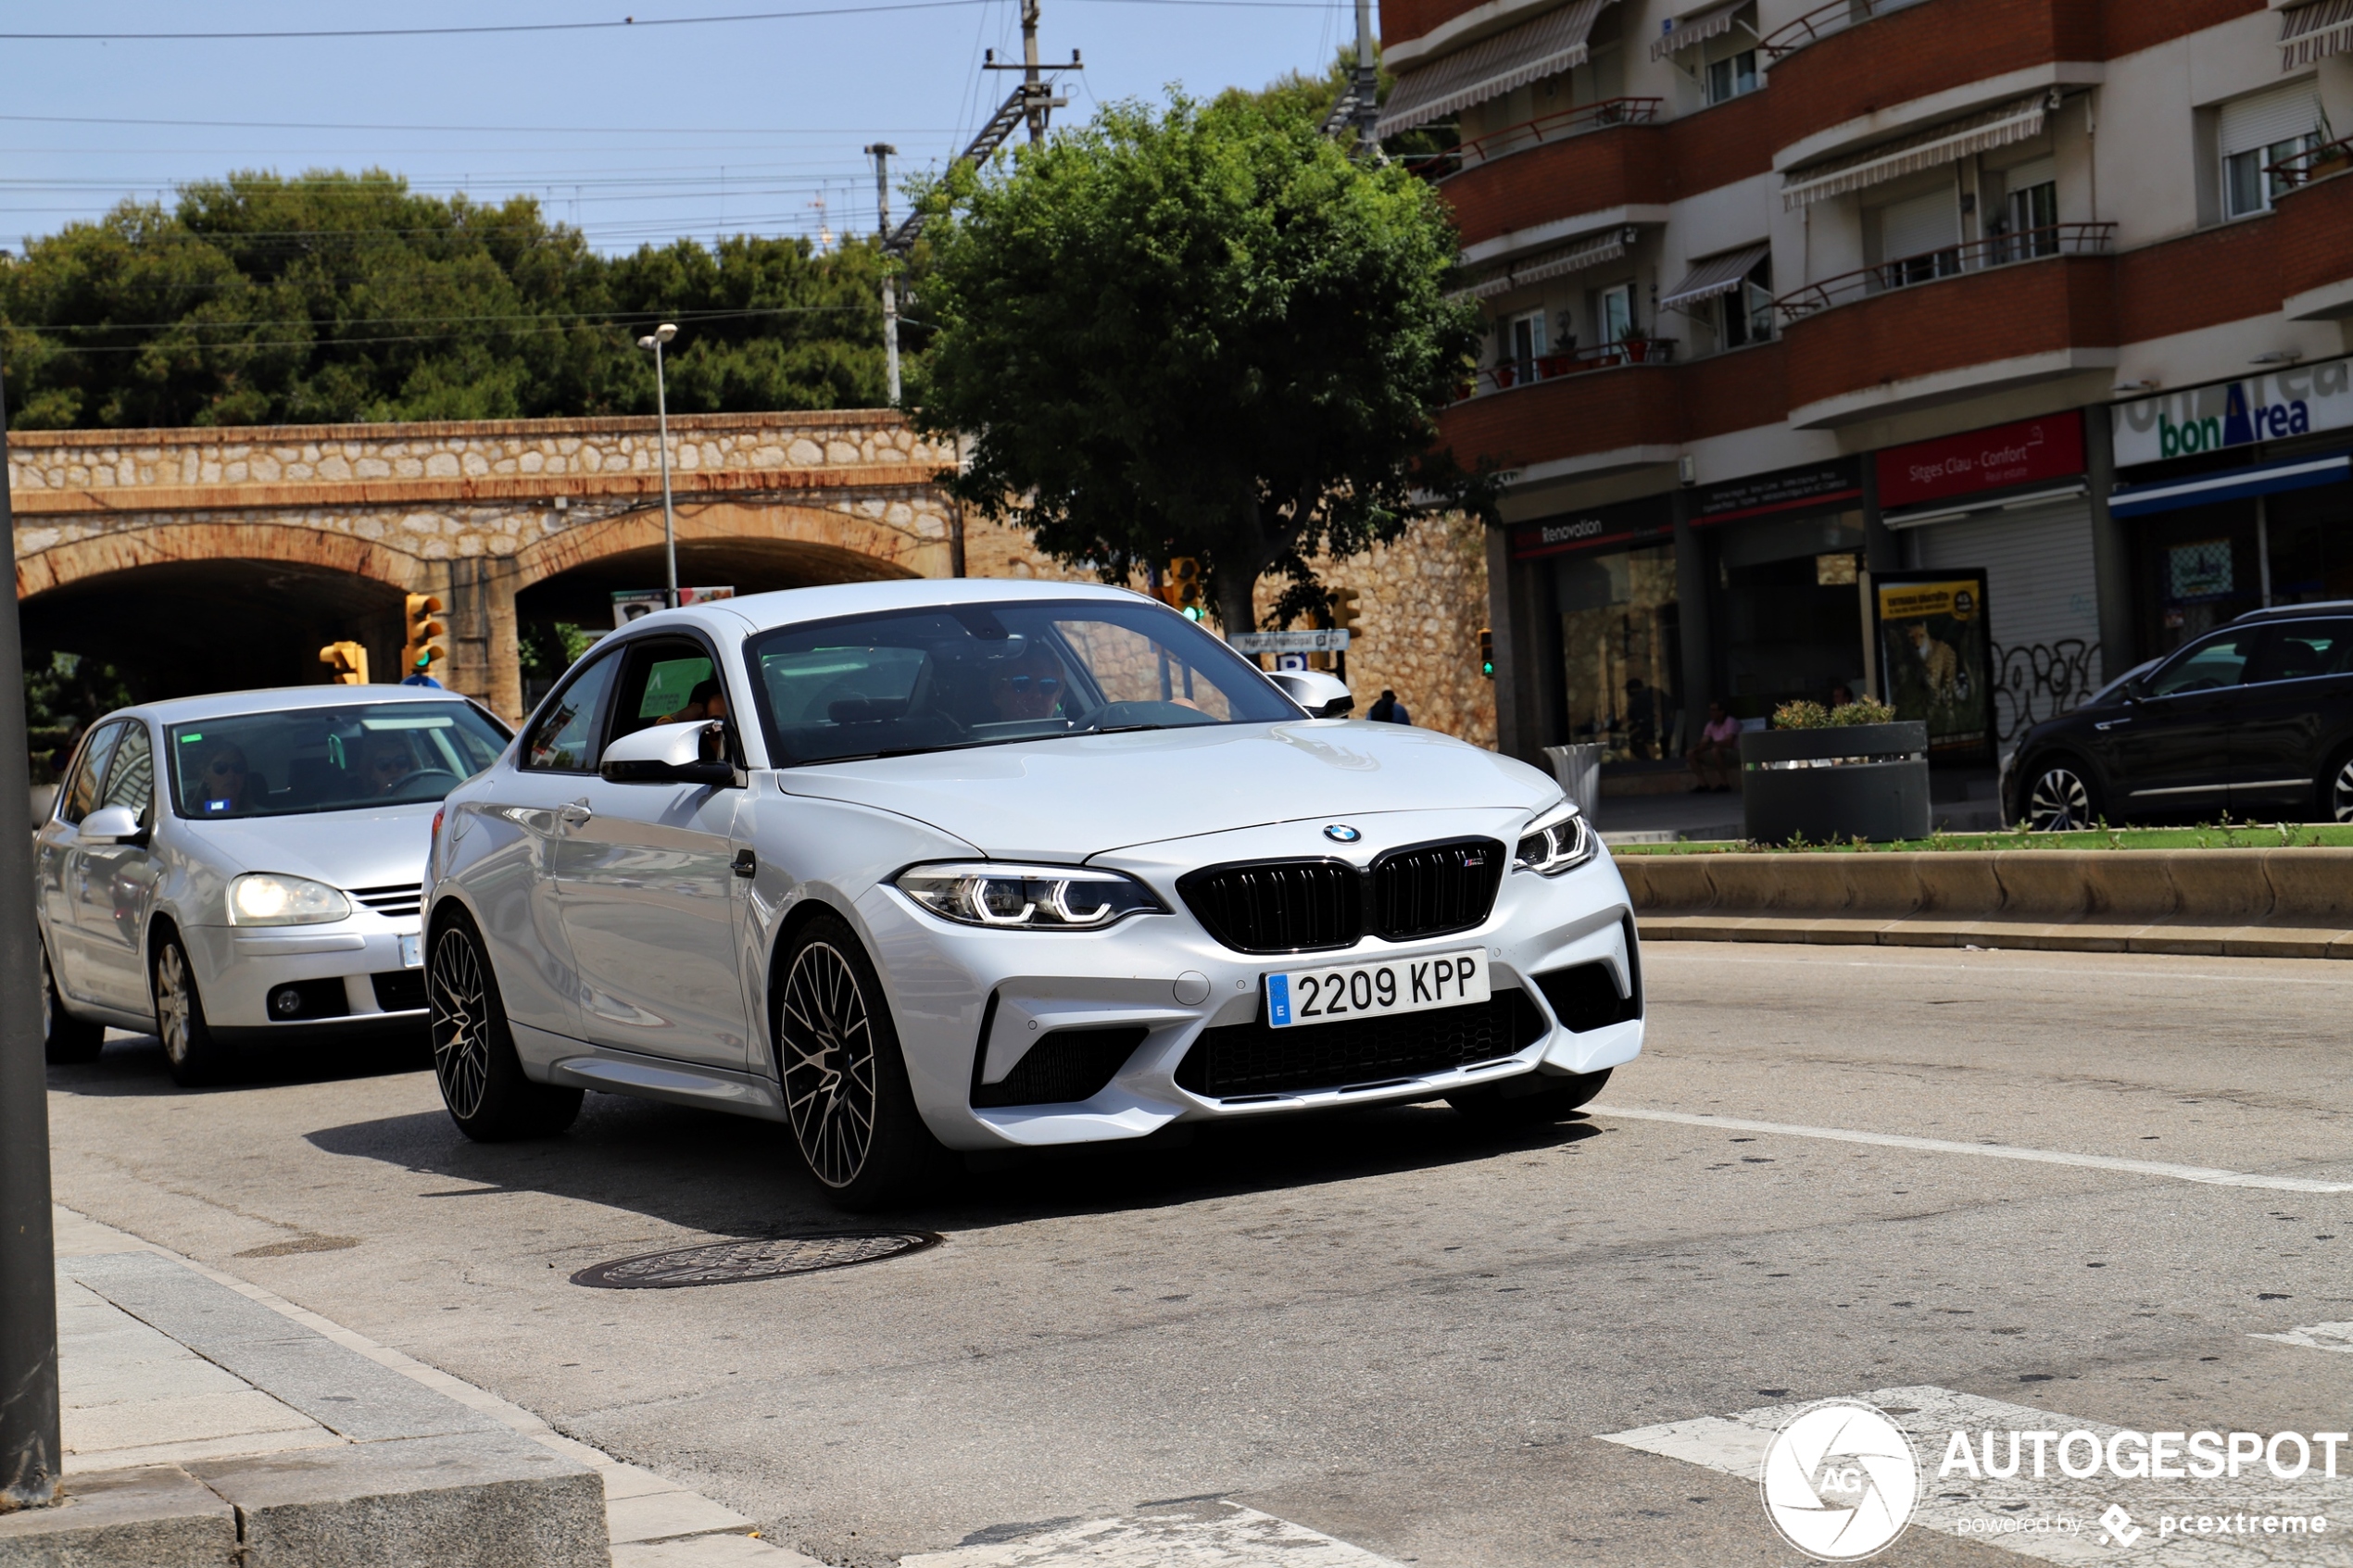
1330;588;1362;635
1164;558;1205;621
402;593;449;680
318;641;369;685
1478;627;1495;679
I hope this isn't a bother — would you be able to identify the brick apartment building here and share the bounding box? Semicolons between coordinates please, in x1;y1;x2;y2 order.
1386;0;2353;771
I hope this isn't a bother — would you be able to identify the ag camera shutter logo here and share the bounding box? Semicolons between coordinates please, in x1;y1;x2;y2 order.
1760;1400;1920;1561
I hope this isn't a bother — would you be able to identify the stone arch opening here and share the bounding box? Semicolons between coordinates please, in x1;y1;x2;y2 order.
21;557;409;709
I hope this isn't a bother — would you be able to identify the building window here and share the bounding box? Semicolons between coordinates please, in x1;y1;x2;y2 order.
1600;283;1635;345
1873;187;1961;289
1991;156;2057;261
2218;82;2325;219
1705;48;1757;106
1719;256;1774;346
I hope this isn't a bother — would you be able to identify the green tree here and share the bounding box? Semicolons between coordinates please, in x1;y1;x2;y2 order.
1;170;892;430
909;91;1484;632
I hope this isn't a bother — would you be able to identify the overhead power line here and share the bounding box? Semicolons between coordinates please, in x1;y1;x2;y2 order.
0;113;962;136
0;0;1329;41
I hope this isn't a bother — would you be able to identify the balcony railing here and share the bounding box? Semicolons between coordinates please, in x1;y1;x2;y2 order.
1757;0;1936;59
2267;136;2353;191
1771;221;2114;318
1458;338;1679;400
1405;97;1663;181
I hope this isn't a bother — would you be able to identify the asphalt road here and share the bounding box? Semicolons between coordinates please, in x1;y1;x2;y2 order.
43;942;2353;1566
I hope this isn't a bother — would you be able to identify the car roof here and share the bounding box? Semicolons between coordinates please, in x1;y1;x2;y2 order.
617;578;1163;641
97;684;486;727
2232;599;2353;622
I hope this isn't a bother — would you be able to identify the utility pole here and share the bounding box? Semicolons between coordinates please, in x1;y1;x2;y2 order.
0;361;63;1515
1353;0;1380;148
884;13;1077;257
1020;0;1047;142
635;323;680;608
864;144;901;407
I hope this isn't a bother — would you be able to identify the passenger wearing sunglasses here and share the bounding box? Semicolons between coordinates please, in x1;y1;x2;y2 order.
360;738;420;797
197;746;255;814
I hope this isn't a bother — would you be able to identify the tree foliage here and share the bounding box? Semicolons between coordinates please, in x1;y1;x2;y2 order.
908;92;1484;632
0;169;894;430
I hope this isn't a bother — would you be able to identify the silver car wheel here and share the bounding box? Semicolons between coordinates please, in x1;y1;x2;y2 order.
2026;766;2092;831
2331;759;2353;823
430;928;493;1121
779;941;878;1189
155;943;195;1063
41;949;54;1041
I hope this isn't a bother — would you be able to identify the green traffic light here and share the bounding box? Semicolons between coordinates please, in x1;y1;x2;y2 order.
1184;606;1204;621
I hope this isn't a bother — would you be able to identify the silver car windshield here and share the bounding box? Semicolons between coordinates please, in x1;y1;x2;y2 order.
745;599;1300;766
165;703;510;820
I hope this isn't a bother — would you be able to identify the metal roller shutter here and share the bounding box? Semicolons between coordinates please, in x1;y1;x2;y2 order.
1905;499;2103;747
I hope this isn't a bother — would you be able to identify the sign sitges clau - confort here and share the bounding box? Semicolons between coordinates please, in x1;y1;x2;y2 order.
2111;354;2353;467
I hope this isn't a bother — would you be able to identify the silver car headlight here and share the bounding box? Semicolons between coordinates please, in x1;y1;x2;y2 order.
1515;799;1597;876
226;872;352;927
895;862;1166;930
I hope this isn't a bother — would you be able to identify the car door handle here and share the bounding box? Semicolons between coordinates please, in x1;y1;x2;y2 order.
2094;718;2130;731
557;801;593;830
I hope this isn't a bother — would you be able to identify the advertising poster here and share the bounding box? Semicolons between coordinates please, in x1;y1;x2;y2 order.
1874;570;1992;764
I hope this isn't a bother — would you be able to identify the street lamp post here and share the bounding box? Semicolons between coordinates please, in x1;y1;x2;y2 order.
635;322;680;608
0;363;63;1514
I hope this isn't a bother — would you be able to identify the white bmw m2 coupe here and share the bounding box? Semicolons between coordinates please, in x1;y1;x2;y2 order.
424;580;1642;1207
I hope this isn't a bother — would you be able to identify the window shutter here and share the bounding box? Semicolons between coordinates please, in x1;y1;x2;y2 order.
2219;80;2324;156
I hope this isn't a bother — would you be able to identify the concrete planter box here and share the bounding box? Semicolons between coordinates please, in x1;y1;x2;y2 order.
1740;721;1929;844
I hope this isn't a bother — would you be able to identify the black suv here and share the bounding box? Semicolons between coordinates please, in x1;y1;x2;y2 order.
2008;605;2353;829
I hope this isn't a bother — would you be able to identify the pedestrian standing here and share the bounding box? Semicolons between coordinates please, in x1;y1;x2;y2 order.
1687;700;1740;791
1366;688;1411;724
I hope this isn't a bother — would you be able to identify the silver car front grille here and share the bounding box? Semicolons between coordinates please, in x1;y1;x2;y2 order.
350;884;422;920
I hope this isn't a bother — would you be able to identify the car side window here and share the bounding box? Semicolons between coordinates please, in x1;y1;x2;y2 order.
2146;631;2259;697
2243;620;2353;685
522;651;620;772
607;640;723;745
98;724;155;827
58;722;127;826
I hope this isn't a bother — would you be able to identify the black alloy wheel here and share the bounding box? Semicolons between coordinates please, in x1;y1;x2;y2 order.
152;933;235;1086
2324;751;2353;823
429;915;581;1140
774;913;939;1210
42;945;105;1064
2024;762;2097;832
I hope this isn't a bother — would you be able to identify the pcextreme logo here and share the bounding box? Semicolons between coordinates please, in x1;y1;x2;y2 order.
1760;1401;1921;1561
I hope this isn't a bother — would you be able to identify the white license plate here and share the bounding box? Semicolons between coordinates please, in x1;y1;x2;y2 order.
398;935;422;970
1265;949;1489;1029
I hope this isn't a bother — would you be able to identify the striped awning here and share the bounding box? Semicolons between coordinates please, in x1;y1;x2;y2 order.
1780;94;2050;209
2282;0;2353;69
1377;0;1614;138
1449;231;1629;302
1649;1;1742;61
1662;243;1768;309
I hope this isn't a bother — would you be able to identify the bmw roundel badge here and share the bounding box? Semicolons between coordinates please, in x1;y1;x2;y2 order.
1323;823;1362;843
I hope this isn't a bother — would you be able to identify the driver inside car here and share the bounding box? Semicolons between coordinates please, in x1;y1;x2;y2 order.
988;646;1068;722
360;737;416;797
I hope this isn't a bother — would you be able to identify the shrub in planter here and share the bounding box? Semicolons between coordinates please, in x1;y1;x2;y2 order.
1742;715;1930;844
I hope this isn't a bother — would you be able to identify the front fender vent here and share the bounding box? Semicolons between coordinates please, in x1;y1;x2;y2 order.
970;1025;1149;1109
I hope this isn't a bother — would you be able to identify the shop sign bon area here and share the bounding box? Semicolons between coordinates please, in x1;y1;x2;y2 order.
1877;412;2085;509
2111;354;2353;467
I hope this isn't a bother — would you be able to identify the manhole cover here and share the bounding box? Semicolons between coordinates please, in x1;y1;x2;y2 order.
572;1232;939;1289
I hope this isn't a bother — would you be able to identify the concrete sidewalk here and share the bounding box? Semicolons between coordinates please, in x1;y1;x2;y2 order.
0;1209;824;1568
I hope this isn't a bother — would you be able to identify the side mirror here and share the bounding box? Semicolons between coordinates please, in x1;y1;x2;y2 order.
78;805;145;846
2122;678;2148;703
1266;670;1354;719
598;721;740;787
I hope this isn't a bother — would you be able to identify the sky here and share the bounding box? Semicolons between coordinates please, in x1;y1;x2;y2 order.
0;0;1362;257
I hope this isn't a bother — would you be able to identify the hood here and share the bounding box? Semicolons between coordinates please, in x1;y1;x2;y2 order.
774;721;1560;860
173;803;435;889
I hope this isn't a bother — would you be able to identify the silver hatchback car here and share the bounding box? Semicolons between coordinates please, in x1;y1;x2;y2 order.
37;685;512;1085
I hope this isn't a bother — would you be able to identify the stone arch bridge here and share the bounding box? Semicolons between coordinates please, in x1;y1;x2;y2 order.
4;411;977;721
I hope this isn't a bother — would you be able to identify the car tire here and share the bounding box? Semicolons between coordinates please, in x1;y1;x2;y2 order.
774;912;941;1211
428;913;582;1141
2021;758;2100;831
1448;1067;1612;1127
152;933;235;1086
42;946;106;1065
2317;746;2353;824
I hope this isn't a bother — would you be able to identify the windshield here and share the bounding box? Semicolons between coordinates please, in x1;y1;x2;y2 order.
745;599;1301;766
166;702;512;819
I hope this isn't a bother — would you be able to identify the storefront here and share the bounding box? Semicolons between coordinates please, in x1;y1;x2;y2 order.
1877;412;2101;749
1504;495;1681;762
2111;356;2353;659
1685;458;1868;721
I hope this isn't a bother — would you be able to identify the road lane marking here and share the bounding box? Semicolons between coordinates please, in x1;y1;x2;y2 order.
2251;1323;2353;1353
899;1503;1403;1567
1644;952;2353;986
1586;1105;2353;1194
1604;1384;2353;1566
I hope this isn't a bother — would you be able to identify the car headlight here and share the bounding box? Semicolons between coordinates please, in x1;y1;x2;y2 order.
1515;799;1597;876
894;862;1165;930
226;872;352;927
